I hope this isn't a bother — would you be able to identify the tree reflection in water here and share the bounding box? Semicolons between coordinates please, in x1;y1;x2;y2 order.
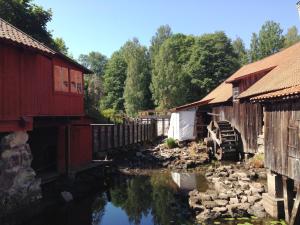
92;173;193;225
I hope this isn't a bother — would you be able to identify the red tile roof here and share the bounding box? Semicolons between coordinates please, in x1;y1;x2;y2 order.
0;18;92;74
239;42;300;98
251;85;300;101
198;42;300;105
0;18;55;54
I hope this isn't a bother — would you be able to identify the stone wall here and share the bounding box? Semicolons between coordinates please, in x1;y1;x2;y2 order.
0;131;41;214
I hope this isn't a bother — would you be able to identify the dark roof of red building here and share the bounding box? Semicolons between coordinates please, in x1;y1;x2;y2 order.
0;18;92;74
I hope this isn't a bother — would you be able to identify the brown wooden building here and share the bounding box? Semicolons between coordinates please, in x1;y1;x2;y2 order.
238;45;300;224
179;42;300;158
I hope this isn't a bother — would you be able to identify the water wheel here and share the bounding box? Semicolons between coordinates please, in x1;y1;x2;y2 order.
206;120;239;161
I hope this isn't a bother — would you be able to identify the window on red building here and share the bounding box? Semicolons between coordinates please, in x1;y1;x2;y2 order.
54;66;83;94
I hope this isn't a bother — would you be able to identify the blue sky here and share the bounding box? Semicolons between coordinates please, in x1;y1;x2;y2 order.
35;0;300;58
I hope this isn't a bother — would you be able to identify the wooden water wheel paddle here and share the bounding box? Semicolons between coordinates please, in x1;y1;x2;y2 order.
206;120;238;161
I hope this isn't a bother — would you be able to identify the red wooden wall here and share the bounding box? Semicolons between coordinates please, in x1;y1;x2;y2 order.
0;43;85;132
70;125;92;170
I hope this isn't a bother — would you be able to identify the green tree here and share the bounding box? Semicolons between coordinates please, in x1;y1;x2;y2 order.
187;32;239;101
79;52;108;76
258;20;284;58
284;26;300;48
123;38;152;117
232;37;248;65
79;52;108;119
249;33;260;62
149;25;173;64
151;34;195;109
53;37;69;55
100;51;127;111
0;0;54;47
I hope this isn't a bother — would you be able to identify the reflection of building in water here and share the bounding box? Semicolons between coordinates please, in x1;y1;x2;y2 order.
171;172;197;191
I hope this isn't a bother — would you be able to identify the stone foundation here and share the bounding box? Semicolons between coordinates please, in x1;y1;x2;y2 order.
0;131;41;214
262;171;285;218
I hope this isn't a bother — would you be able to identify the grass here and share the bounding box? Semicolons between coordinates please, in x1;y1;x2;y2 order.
164;138;177;149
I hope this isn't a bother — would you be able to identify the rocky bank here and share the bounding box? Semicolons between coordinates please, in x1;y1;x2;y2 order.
189;164;267;223
114;141;210;171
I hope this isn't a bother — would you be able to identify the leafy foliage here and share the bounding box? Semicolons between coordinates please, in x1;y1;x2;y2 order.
258;21;284;59
187;32;239;102
249;21;284;62
149;25;173;65
151;34;195;109
232;37;248;65
79;52;108;119
164;138;177;149
123;39;153;117
100;51;127;112
284;26;300;48
53;37;69;55
249;33;260;62
0;0;54;47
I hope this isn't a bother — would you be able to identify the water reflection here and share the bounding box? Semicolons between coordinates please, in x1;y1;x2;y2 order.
17;171;277;225
171;172;209;192
92;174;193;225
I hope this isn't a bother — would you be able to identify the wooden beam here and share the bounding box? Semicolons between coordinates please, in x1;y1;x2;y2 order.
289;184;300;225
283;176;294;222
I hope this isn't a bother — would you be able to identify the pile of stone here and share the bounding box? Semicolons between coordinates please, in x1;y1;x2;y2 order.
116;141;210;170
150;142;209;169
189;165;267;223
0;132;41;214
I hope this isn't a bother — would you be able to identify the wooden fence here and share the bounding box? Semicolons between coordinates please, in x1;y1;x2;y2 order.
92;119;158;152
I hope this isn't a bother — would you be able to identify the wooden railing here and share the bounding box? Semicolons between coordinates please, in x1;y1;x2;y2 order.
92;119;158;152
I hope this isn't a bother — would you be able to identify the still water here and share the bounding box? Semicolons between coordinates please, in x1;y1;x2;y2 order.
19;171;281;225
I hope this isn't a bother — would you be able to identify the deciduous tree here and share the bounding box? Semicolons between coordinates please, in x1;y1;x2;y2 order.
100;51;127;111
123;39;152;116
284;26;300;48
258;21;284;58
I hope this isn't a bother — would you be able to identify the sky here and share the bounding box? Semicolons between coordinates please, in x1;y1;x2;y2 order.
34;0;300;59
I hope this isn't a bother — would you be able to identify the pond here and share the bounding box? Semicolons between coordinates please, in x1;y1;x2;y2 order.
16;171;283;225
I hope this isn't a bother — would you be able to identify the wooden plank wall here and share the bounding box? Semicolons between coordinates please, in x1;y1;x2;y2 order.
93;119;158;152
264;100;300;181
212;102;263;153
0;43;85;124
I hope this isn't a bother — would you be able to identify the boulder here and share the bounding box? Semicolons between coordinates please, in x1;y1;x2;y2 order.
202;201;217;209
1;132;29;148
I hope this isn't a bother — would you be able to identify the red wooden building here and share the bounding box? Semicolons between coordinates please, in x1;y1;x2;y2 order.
0;18;93;177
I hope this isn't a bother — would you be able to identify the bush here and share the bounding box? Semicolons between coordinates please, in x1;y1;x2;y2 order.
248;153;264;168
164;138;177;149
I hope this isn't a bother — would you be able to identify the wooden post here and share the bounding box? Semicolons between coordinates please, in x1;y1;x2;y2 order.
283;176;295;222
162;118;165;136
289;184;300;225
103;126;108;150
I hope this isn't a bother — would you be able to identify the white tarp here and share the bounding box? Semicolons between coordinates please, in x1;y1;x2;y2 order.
167;109;196;141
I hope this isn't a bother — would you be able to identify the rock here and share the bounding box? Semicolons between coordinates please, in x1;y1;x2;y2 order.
196;209;220;222
198;192;212;201
214;181;227;193
205;172;213;177
241;196;248;203
1;132;29;148
236;172;248;179
229;197;239;204
215;200;228;207
250;186;265;194
202;201;217;209
219;193;229;200
212;207;228;213
61;191;73;202
219;171;229;177
248;195;261;204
